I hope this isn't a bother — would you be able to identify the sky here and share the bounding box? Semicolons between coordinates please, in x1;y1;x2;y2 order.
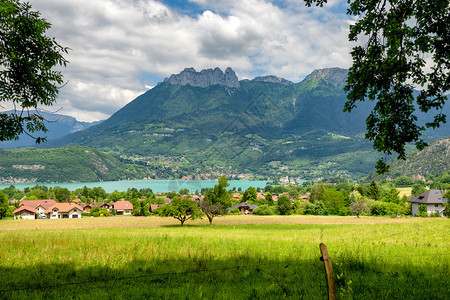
24;0;354;122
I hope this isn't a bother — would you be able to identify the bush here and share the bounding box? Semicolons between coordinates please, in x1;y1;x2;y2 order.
91;208;110;217
417;204;428;217
303;201;325;215
6;206;15;218
227;208;241;215
253;205;277;215
370;201;403;216
430;212;441;218
417;211;429;217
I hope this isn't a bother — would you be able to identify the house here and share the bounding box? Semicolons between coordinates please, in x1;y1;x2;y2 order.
257;193;266;200
8;199;18;206
13;206;38;219
227;202;258;214
408;190;447;217
190;195;202;201
13;199;58;219
45;203;83;219
232;193;241;200
19;199;57;210
114;200;133;215
299;194;309;201
97;202;112;211
80;203;92;213
149;204;163;212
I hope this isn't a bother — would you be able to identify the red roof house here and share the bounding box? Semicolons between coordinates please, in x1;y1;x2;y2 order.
113;200;133;215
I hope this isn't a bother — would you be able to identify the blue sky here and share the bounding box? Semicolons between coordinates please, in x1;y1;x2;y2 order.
24;0;354;122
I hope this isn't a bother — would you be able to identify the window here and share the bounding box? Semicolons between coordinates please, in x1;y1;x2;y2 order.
435;204;439;208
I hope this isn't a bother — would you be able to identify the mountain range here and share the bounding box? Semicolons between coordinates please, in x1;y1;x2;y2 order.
0;110;102;148
1;67;449;182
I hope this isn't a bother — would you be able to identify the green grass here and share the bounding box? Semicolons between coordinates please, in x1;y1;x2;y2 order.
0;216;448;299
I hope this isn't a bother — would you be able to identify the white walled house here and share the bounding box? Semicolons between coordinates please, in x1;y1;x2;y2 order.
13;200;58;219
408;190;447;217
13;206;37;219
45;203;83;219
113;200;133;215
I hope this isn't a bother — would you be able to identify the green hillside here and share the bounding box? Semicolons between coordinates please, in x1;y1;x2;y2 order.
40;68;449;181
0;146;146;183
368;137;450;180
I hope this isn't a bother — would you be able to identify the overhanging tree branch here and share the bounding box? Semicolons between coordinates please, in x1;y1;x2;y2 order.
305;0;449;173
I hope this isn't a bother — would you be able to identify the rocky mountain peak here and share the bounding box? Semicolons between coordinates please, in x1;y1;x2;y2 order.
163;67;240;88
252;75;293;85
303;67;348;87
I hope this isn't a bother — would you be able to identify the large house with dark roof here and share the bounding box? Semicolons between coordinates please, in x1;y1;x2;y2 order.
408;190;447;217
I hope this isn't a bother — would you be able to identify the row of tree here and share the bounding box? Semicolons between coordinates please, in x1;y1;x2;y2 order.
1;173;449;220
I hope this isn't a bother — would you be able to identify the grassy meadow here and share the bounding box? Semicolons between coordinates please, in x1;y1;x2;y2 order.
0;215;448;299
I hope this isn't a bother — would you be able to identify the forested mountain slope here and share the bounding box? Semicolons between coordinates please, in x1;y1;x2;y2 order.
0;146;145;183
41;67;450;180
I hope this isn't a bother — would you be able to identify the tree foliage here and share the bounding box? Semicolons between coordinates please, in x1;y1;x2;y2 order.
367;180;381;200
242;186;257;203
350;198;369;217
411;184;427;197
305;0;449;173
0;0;68;143
53;187;70;202
200;176;231;225
0;191;8;219
382;187;402;204
155;196;202;226
277;195;292;215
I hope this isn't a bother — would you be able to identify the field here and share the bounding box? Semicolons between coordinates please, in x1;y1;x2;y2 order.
0;216;448;299
397;187;412;198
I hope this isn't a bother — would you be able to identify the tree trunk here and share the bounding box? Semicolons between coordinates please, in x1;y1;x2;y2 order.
207;214;213;225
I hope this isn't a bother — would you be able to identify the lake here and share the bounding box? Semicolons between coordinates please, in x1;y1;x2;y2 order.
0;180;269;193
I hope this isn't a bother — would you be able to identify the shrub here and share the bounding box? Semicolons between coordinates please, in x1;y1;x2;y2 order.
253;205;277;215
417;211;429;217
227;208;241;215
417;204;428;217
370;201;403;216
303;201;325;215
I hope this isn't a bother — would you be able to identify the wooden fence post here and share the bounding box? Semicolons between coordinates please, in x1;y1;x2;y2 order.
319;243;336;300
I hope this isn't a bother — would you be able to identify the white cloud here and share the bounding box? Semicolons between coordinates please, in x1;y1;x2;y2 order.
25;0;353;121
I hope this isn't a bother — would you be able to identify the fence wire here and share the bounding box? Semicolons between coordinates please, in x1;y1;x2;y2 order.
0;259;316;293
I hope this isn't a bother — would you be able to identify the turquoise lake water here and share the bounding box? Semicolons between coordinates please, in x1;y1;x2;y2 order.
0;180;268;193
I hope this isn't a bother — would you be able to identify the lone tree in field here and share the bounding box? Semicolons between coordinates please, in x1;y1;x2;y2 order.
200;176;231;225
155;196;203;226
0;0;68;143
305;0;450;173
350;199;369;218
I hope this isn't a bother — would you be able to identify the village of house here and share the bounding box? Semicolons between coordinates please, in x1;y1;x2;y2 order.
13;199;134;219
10;187;448;220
